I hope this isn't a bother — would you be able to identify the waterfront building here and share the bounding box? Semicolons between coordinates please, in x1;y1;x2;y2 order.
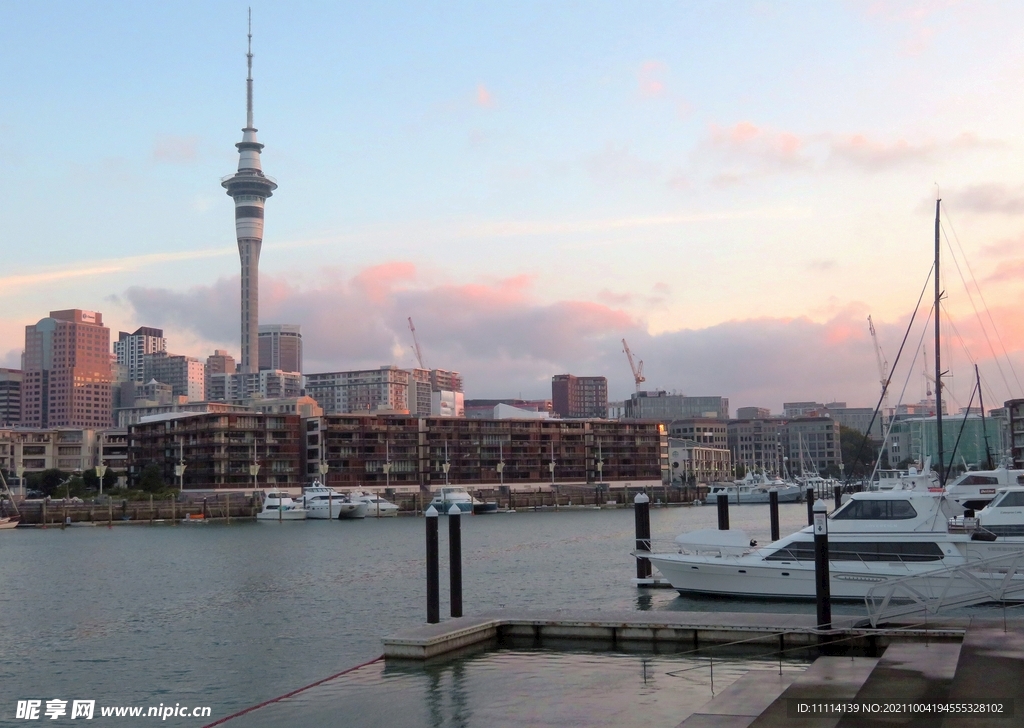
305;366;410;414
21;309;113;429
607;400;626;419
116;401;251;428
113;327;166;382
128;412;302;490
246;395;323;418
781;417;842;475
0;427;99;474
551;374;608;419
465;399;552;419
0;368;22;426
221;25;277;374
258;324;302;373
783;401;825;418
735;406;771;420
304;416;667;489
668;438;731;485
143;352;206;402
727;418;783;475
669;418;728;448
207;370;301;402
884;414;1006;471
625;391;729;421
1007;399;1024;469
826;406;883;438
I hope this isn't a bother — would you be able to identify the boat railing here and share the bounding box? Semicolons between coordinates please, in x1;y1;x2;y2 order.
865;549;1024;627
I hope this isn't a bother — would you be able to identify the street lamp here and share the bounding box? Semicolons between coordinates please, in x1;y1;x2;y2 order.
173;439;186;493
249;443;261;490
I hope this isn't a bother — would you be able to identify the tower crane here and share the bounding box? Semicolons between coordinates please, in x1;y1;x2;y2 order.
408;317;427;370
621;339;645;394
867;316;891;417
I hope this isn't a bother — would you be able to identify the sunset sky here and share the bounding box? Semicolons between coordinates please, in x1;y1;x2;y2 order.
1;1;1022;411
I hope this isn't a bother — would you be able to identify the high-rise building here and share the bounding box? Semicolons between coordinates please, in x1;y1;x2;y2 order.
258;324;302;373
306;367;411;414
21;309;113;428
207;370;302;402
0;369;22;425
113;326;166;382
551;374;608;418
736;406;771;420
206;350;236;398
142;352;206;402
625;392;729;421
222;21;277;374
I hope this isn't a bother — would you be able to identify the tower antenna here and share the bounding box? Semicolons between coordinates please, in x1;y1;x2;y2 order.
246;8;254;129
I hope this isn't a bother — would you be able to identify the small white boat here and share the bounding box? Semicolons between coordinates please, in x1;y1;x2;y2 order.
351;491;399;517
429;487;475;513
707;474;803;504
0;516;19;530
975;486;1024;538
296;482;367;520
257;491;308;521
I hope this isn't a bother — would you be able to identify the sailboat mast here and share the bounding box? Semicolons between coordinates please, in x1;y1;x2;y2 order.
934;198;945;483
976;363;993;469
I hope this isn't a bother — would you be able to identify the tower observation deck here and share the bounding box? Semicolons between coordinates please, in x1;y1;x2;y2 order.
222;13;277;374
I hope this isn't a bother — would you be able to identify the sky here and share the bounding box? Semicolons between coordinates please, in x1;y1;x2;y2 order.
1;1;1023;412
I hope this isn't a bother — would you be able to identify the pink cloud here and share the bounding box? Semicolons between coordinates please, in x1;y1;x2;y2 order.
152;135;199;164
707;121;809;170
476;84;495;108
638;60;667;98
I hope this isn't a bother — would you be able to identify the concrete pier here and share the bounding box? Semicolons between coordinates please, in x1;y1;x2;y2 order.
382;610;966;661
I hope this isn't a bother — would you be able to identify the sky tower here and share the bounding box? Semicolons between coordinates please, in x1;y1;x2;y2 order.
222;12;277;373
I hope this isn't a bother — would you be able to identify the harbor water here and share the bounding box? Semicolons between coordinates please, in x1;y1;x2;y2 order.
0;502;932;725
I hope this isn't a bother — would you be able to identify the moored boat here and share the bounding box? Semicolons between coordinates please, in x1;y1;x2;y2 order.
296;482;366;520
256;491;308;521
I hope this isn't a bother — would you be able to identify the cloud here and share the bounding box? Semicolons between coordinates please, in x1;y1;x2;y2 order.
475;84;495;108
152;135;200;164
808;259;838;272
706;121;810;171
828;134;934;170
637;60;667;98
950;184;1024;215
1;348;20;369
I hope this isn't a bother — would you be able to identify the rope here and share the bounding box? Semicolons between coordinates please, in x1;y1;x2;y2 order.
201;655;384;727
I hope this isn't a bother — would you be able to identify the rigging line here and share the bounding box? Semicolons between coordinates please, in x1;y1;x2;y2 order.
945;380;978;486
940;203;1023;394
848;263;934;486
870;304;934;483
940;220;1013;396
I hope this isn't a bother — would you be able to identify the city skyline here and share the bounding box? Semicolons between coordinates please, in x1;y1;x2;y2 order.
1;3;1023;409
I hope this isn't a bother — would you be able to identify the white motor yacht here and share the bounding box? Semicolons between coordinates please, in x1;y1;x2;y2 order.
944;463;1024;511
975;486;1024;538
256;491;308;521
646;489;1023;600
296;482;367;520
429;487;475;514
351;491;399;517
708;474;803;504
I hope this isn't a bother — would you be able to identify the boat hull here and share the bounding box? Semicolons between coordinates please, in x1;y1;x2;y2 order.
473;501;499;514
256;510;307;521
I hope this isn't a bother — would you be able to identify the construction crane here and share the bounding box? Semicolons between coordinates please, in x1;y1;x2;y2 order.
408;317;427;370
621;338;645;394
867;316;891;417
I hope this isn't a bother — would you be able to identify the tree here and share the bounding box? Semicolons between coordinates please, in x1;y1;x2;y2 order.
27;469;67;497
839;425;879;478
138;464;165;493
82;467;119;492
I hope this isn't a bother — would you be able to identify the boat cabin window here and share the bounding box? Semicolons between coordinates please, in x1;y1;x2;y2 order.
1017;475;1024;485
265;505;278;510
765;541;943;562
958;475;999;486
831;499;917;520
995;492;1024;508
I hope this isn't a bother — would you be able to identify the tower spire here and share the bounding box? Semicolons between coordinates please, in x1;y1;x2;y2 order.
246;7;254;130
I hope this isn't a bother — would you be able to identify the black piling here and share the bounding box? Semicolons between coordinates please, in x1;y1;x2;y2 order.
833;484;842;511
812;499;831;632
805;487;814;525
716;492;729;531
425;506;440;624
634;493;652;579
448;505;463;618
769;489;780;542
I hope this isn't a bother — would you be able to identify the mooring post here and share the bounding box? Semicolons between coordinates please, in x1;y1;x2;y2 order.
425;505;440;624
448;504;463;618
769;489;780;542
42;499;47;529
805;487;814;525
634;492;652;579
716;492;729;530
833;484;842;511
813;499;831;632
